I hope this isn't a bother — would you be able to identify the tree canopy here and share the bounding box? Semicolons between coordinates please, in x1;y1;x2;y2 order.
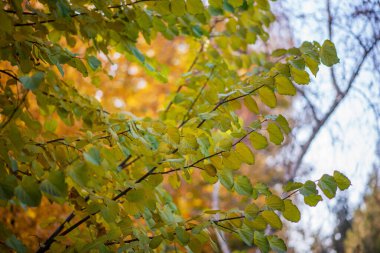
0;0;350;252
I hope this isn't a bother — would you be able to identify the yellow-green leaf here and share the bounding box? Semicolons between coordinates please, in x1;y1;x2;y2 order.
254;231;270;253
290;66;310;85
267;123;284;145
333;170;351;190
244;96;259;114
250;132;268;150
265;195;284;211
275;75;296;96
259;86;277;108
235;143;255;165
283;199;301;222
261;210;282;230
234;175;253;196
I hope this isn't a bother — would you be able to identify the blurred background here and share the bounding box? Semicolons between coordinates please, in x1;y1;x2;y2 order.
1;0;379;252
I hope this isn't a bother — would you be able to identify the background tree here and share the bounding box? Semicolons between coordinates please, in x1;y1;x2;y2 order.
0;0;350;252
275;0;379;251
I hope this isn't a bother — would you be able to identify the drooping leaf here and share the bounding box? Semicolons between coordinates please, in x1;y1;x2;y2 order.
84;147;101;166
250;132;268;150
304;194;323;207
290;66;310;85
245;203;260;219
0;175;17;200
299;180;318;196
86;56;102;71
20;72;45;90
235;143;255;165
175;226;190;245
266;195;284;211
261;210;282;229
259;87;277;108
267;123;284;145
268;235;287;253
254;231;270;253
234;175;253;196
15;176;42;207
282;199;301;222
149;236;163;249
318;174;337;199
283;181;303;192
276;115;291;134
218;170;234;190
187;0;204;14
333;170;351;190
320;40;340;66
275;75;296;96
244;96;259;114
40;170;67;198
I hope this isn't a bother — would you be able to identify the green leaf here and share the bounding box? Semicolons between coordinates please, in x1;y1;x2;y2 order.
235;143;255;165
290;57;305;70
20;72;45;90
69;58;88;77
0;175;17;200
84;147;101;166
237;225;254;246
304;55;319;76
234;175;253;196
250;215;267;230
254;231;270;253
5;235;27;253
261;210;282;230
15;176;42;207
333;170;351;190
282;199;301;222
256;0;270;10
175;226;190;245
100;200;119;223
227;0;244;8
149;236;163;249
0;11;13;33
267;123;284;145
218;170;234;190
304;194;323;206
87;56;101;71
275;75;296;96
187;0;204;14
272;49;287;57
318;174;337;199
250;132;268;150
245;203;260;219
171;0;186;16
126;188;145;202
259;87;277;108
40;171;67;198
320;40;340;66
283;181;303;192
265;195;284;211
290;66;310;85
204;164;217;177
244;96;259;114
268;235;287;253
299;180;318;196
276;115;291;134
